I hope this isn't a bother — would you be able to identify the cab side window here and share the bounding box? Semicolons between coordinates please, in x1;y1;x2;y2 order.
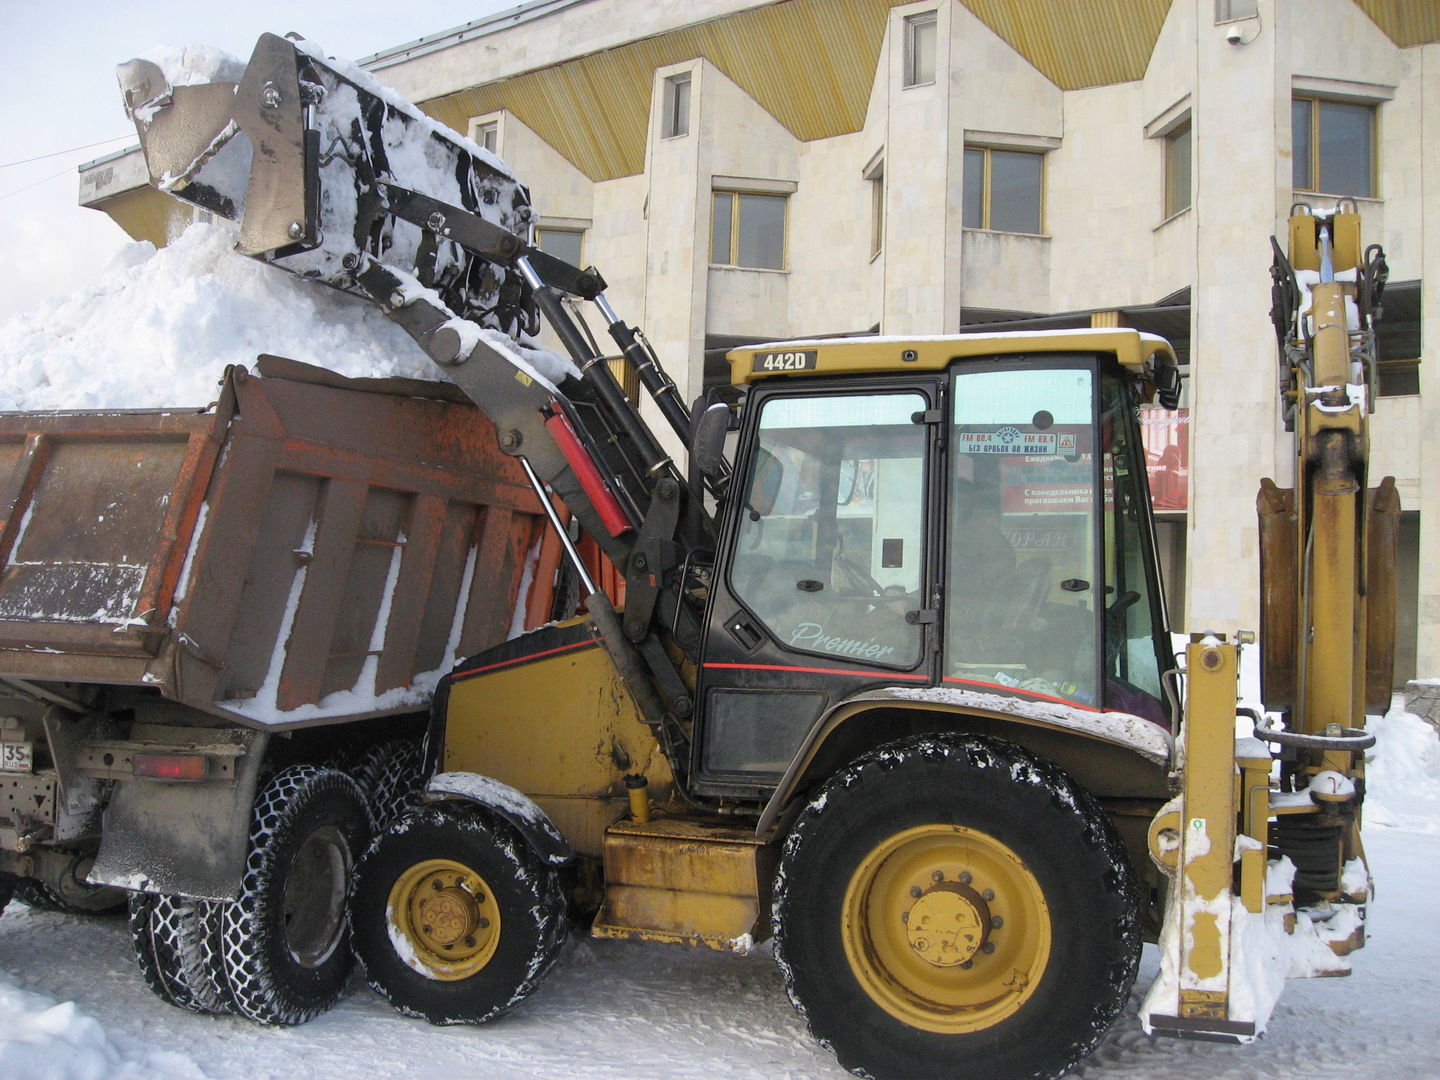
729;392;928;669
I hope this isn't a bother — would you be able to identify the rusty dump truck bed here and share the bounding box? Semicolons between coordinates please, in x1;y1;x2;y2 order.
0;356;552;728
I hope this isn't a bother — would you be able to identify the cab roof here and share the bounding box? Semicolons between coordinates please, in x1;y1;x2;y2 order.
728;328;1178;386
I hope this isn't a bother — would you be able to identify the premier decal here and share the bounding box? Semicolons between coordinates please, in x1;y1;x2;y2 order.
788;622;898;662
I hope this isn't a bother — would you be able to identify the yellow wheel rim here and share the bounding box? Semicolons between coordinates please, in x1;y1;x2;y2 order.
841;824;1051;1034
387;858;501;981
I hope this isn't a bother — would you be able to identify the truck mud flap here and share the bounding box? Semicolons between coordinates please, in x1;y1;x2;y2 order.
91;729;268;899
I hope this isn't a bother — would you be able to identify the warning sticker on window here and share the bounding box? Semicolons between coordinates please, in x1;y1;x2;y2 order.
956;427;1057;455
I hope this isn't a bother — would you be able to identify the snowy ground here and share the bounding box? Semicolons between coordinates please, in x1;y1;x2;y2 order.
2;698;1438;1080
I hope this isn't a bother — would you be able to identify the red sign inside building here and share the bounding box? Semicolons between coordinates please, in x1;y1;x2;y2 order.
1140;407;1189;511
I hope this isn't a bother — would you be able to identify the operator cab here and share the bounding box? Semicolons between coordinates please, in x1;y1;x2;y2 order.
691;331;1178;797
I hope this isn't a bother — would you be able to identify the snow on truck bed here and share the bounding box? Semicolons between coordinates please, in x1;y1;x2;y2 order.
0;223;440;413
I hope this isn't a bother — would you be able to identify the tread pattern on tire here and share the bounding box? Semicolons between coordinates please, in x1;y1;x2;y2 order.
351;801;569;1026
212;764;369;1026
352;737;426;833
128;892;232;1015
772;732;1141;1080
15;875;127;916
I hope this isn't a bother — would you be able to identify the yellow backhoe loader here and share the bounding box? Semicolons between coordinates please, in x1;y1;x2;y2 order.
105;33;1394;1080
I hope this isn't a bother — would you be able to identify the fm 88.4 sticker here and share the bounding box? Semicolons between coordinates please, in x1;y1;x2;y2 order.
752;349;818;373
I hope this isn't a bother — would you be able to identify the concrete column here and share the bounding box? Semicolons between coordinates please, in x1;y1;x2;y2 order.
1183;0;1286;636
1415;43;1440;676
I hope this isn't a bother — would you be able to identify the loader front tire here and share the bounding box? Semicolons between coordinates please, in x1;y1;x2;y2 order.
773;733;1140;1080
351;801;568;1025
128;892;231;1015
212;765;370;1025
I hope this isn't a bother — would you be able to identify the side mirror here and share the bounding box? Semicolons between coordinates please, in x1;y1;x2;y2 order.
691;401;732;481
1154;362;1182;410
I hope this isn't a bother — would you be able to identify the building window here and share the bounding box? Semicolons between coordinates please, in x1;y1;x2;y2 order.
903;11;937;88
963;147;1044;234
866;160;885;257
662;73;691;139
1214;0;1258;21
475;120;498;155
536;226;584;267
1293;97;1375;197
711;191;786;270
1164;120;1192;218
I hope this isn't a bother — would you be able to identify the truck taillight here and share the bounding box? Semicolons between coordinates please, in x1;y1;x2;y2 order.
133;754;208;781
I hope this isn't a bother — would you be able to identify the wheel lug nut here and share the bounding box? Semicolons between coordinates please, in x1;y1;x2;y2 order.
478;917;491;929
961;960;973;969
959;872;972;885
465;936;476;948
992;915;1004;929
981;888;995;901
910;886;923;898
901;911;909;922
931;871;944;883
981;941;995;954
431;880;442;890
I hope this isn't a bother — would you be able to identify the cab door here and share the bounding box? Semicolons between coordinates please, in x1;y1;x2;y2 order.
693;379;941;796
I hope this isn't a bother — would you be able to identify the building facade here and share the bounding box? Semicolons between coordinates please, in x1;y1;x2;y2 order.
82;0;1439;677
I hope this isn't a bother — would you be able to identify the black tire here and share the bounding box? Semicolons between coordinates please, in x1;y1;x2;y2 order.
352;737;426;832
15;869;127;916
128;892;231;1014
773;732;1140;1080
0;872;14;917
210;765;370;1025
351;801;568;1025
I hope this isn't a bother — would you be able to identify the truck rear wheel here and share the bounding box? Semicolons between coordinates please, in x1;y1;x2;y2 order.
353;737;425;832
772;733;1140;1080
351;802;568;1025
211;765;370;1025
128;892;231;1014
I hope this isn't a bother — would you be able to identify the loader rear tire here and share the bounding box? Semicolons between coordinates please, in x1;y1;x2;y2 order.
773;733;1140;1080
129;892;231;1015
211;765;370;1025
351;801;568;1025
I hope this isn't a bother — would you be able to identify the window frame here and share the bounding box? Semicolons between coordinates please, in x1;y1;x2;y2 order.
473;119;499;155
662;72;692;139
903;11;938;88
1163;119;1192;219
866;158;885;259
534;225;585;268
1292;95;1377;198
962;145;1046;235
711;189;789;271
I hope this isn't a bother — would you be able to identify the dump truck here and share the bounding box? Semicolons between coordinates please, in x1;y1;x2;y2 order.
3;31;1395;1080
0;355;569;1022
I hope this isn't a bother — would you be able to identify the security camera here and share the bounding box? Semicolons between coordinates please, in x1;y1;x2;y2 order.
1226;25;1244;45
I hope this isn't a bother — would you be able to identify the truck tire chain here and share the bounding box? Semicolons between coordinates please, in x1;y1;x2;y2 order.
211;764;370;1025
128;892;231;1014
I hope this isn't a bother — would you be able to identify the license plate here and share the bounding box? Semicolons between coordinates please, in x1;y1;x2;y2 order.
1;740;33;772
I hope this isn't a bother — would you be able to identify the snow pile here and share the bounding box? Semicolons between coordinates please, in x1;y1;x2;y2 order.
1364;694;1440;834
0;976;203;1080
0;221;438;412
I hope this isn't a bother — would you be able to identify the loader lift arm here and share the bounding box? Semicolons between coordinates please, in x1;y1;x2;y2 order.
119;33;714;788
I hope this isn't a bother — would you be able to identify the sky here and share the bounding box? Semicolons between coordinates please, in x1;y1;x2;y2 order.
0;1;524;327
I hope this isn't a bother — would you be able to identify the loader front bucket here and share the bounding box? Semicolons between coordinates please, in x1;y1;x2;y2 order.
119;33;537;337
